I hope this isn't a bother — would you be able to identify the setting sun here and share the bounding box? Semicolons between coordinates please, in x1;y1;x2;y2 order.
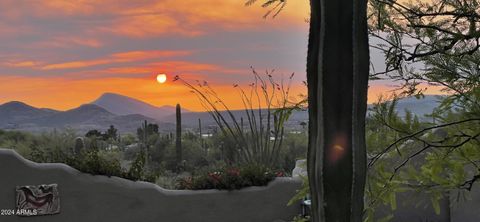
156;74;167;84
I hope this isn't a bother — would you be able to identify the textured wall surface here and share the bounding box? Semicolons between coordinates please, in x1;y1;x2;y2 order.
451;183;480;222
374;191;451;222
0;149;301;222
374;188;480;222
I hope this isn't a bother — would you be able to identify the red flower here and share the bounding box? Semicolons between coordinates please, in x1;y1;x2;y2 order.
276;171;284;177
226;168;240;177
208;172;222;184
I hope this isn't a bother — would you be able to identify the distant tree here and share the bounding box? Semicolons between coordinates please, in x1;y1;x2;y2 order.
121;134;137;146
85;130;102;138
299;121;307;130
149;123;159;135
137;128;145;143
106;125;118;141
136;123;159;141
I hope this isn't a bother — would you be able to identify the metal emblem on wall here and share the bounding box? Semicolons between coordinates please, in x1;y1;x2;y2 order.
15;184;60;216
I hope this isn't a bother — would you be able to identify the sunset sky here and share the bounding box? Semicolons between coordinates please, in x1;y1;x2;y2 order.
0;0;440;111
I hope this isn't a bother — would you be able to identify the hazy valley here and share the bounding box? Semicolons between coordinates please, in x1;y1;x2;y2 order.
0;92;443;134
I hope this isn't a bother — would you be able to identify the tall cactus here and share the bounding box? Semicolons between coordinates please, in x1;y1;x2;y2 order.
141;120;149;166
198;118;202;138
198;118;204;150
176;104;182;170
307;0;369;221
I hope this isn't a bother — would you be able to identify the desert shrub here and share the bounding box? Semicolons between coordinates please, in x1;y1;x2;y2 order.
26;130;76;163
155;171;182;189
278;132;308;172
124;150;157;182
239;164;281;186
0;129;157;183
67;150;123;177
147;136;171;172
127;149;146;179
181;137;209;170
123;143;140;160
156;136;209;172
176;164;284;190
64;149;156;182
120;133;137;146
174;71;306;168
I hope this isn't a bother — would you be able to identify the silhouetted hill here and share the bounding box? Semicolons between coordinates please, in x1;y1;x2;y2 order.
0;103;165;133
161;109;309;130
33;104;116;127
0;94;443;133
162;95;443;128
365;95;442;119
394;95;441;117
0;101;56;126
92;93;188;120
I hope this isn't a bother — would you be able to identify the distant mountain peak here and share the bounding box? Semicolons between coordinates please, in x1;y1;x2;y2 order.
0;101;44;114
96;92;133;101
91;92;187;120
101;92;120;96
0;101;55;126
2;100;32;107
93;92;157;107
1;101;60;113
74;103;112;112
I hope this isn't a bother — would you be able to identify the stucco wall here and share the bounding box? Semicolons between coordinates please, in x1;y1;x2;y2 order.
450;183;480;222
0;149;302;222
374;191;450;222
3;148;480;222
375;187;480;222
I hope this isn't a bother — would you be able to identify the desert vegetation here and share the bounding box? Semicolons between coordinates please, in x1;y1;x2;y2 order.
1;0;479;221
0;121;306;187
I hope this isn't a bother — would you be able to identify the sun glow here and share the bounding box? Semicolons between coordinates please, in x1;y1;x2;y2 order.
156;74;167;84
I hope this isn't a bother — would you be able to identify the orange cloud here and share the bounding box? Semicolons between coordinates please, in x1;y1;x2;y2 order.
101;14;203;38
0;0;96;19
48;60;235;80
0;0;309;39
35;37;103;48
4;60;40;68
42;60;108;70
106;0;309;38
41;50;192;70
147;61;223;73
111;51;191;61
40;0;96;16
0;21;30;37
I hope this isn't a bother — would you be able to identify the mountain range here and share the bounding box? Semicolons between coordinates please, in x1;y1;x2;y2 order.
162;95;442;128
0;93;443;133
0;93;177;133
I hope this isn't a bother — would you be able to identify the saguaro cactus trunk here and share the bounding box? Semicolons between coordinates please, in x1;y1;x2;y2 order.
198;118;205;151
176;104;182;170
306;0;369;221
142;120;149;166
